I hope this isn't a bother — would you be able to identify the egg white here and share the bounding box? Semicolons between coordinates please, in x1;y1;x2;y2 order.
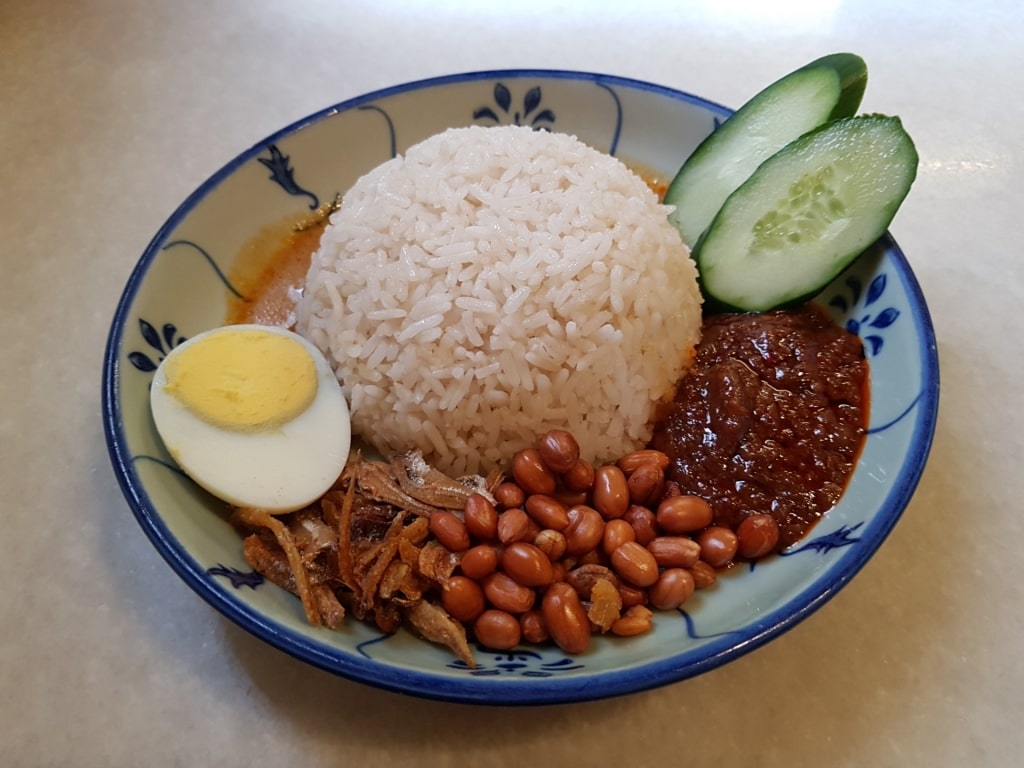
150;324;351;513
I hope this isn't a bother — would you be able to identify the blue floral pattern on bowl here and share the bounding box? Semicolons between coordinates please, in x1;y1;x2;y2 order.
127;318;187;373
829;273;900;356
258;144;320;209
103;70;939;704
473;83;556;128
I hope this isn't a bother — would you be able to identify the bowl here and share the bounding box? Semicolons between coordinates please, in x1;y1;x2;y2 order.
102;70;939;705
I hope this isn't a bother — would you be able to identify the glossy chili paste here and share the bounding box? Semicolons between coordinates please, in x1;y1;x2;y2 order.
650;305;868;549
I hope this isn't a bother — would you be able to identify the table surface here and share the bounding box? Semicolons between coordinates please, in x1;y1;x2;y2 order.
2;1;1021;765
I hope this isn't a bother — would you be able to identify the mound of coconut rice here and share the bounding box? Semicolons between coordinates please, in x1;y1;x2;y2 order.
295;125;703;476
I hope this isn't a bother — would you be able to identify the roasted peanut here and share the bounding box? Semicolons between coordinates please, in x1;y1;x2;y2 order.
656;494;713;534
662;480;682;497
463;493;499;541
524;494;570;531
497;508;534;545
460;544;499;580
610;541;660;587
601;518;636;556
566;563;619;600
511;448;557;496
592;465;630;519
564;505;605;556
533;528;567;561
493;482;526;510
623;505;659;546
617;449;670;475
689;560;717;589
647;535;701;568
561;458;596;493
537;429;580;474
474;609;521;650
429;511;470;552
610;605;654;637
697;526;739;568
553;489;589;508
482;572;536;614
576;548;607;566
519;609;550;644
617;581;648;608
502;542;554;587
627;462;665;507
542;582;590;654
648;568;695;610
736;513;780;559
441;575;486;622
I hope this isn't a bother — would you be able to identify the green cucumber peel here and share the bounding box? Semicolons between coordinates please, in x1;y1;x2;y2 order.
693;114;919;314
666;52;868;249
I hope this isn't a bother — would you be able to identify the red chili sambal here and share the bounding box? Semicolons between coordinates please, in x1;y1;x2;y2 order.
650;305;869;550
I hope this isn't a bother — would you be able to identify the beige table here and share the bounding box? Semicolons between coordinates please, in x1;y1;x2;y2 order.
3;1;1021;765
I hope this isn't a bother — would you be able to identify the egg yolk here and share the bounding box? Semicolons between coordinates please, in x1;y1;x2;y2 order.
163;328;318;431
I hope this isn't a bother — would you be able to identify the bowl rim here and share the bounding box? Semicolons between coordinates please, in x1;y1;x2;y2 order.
102;68;940;705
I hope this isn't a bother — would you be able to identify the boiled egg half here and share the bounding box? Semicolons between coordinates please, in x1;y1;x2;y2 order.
150;324;351;513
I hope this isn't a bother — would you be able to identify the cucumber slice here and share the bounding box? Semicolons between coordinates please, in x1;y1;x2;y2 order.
666;53;867;248
694;115;918;313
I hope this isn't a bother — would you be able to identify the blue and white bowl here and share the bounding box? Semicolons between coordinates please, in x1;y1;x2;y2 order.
102;70;939;705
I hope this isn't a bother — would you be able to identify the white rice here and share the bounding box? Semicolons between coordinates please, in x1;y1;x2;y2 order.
295;125;702;476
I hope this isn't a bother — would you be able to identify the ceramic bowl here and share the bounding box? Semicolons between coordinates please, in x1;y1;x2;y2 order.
102;70;939;705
